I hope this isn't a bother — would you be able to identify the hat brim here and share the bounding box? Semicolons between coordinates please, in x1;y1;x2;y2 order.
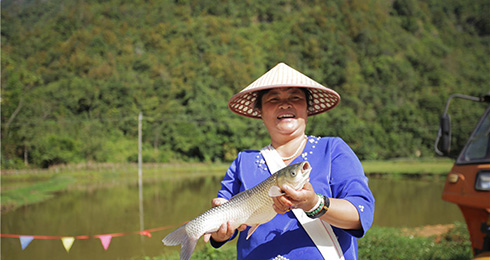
228;63;341;119
228;84;340;119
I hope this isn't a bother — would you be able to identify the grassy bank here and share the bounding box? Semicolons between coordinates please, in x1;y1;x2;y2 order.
361;158;454;177
1;163;228;212
1;175;75;212
149;222;471;260
359;222;472;259
1;159;453;212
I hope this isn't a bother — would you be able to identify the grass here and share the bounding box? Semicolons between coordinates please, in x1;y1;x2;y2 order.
361;158;454;177
1;175;75;211
146;222;472;260
149;243;238;260
358;222;472;260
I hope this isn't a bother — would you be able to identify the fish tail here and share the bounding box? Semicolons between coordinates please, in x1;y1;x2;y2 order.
162;225;198;260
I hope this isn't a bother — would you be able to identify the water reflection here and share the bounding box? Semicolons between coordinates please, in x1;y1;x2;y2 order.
1;175;463;260
370;178;464;227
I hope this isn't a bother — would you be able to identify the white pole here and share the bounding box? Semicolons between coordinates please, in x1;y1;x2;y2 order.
138;112;144;233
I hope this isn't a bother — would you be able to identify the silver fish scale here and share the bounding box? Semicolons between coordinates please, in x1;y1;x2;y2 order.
184;175;278;239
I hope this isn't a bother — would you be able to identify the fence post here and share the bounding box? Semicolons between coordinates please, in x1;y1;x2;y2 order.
138;112;144;233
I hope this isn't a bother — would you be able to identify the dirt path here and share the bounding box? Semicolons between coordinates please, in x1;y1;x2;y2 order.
402;224;456;241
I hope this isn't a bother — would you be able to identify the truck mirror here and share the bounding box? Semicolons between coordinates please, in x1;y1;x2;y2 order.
440;114;451;155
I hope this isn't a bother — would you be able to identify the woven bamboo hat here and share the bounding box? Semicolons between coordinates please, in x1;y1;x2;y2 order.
228;62;340;119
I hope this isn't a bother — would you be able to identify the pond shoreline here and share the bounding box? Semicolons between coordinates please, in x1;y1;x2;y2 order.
1;159;454;175
1;160;453;213
366;172;448;180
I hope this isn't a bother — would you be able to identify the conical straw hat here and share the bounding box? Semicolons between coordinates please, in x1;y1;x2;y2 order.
228;63;340;119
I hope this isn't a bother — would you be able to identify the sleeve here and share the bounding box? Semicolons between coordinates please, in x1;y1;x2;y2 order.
217;153;243;200
329;138;375;238
211;153;243;248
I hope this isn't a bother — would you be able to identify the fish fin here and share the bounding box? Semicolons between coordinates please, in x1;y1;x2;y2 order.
162;225;198;260
162;225;187;246
268;186;284;197
246;224;260;240
181;236;198;260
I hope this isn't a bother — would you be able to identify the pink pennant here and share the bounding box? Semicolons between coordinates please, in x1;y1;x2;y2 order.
98;235;112;250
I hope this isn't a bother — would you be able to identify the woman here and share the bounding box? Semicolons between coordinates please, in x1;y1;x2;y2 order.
204;63;375;260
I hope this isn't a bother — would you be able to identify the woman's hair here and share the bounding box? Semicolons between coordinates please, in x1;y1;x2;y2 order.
253;88;311;112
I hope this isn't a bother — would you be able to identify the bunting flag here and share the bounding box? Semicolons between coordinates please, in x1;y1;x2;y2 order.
19;236;34;250
61;237;75;252
98;235;112;251
1;221;188;253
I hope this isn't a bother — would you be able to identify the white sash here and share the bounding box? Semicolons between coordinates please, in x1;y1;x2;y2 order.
260;145;344;260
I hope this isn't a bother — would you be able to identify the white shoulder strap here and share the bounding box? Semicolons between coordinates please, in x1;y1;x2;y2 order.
260;145;344;260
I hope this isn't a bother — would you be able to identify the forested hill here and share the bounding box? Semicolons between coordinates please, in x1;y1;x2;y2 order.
2;0;489;168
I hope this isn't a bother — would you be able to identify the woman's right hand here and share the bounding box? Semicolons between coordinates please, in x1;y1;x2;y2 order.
203;198;248;243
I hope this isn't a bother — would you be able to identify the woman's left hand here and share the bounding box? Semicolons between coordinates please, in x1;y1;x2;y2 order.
272;182;319;214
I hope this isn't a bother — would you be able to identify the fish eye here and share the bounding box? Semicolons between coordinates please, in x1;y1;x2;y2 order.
291;171;296;176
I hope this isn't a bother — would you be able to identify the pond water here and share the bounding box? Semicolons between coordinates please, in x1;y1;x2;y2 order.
1;173;464;260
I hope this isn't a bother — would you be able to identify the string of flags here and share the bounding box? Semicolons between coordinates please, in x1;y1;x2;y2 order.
0;222;185;252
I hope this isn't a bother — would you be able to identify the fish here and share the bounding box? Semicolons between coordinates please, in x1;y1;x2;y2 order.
162;161;312;260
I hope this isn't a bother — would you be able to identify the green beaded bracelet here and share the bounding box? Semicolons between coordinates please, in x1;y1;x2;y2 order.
306;194;329;219
307;200;324;216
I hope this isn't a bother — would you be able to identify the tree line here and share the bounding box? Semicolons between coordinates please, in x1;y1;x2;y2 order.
2;0;489;168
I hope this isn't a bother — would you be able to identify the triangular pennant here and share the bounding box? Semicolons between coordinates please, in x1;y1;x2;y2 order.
61;237;75;252
98;235;112;250
19;236;34;250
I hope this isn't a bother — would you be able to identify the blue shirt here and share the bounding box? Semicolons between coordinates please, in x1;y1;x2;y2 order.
214;136;375;260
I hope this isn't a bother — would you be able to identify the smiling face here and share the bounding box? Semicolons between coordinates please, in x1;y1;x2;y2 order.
259;87;308;138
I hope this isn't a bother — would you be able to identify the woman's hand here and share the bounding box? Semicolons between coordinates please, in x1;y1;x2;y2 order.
273;183;363;230
203;198;248;243
272;182;318;214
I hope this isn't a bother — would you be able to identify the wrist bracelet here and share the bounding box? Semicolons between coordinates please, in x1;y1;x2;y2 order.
306;194;322;213
305;194;329;219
